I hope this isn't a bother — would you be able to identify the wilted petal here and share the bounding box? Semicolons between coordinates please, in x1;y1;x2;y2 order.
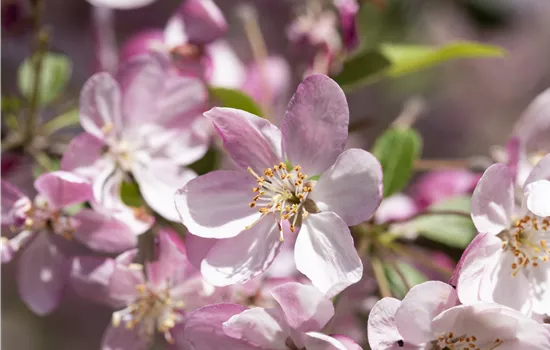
200;215;281;286
270;282;334;332
310;149;382;225
294;212;362;298
395;281;458;345
368;298;418;350
34;171;93;210
223;306;289;349
168;0;226;45
471;163;514;235
302;332;348;350
181;303;260;350
282;75;349;176
79;72;122;139
175;170;260;239
205;107;282;173
72;209;137;253
17;233;66;315
101;323;151;350
1;230;34;263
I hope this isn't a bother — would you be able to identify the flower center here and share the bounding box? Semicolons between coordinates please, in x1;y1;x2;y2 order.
435;332;503;350
112;282;185;344
247;163;313;238
502;215;550;276
21;198;75;240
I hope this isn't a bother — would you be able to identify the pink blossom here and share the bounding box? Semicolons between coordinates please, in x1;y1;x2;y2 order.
1;171;135;315
333;0;360;51
223;282;361;349
62;53;209;232
86;0;157;10
455;154;550;315
368;281;550;350
175;74;383;296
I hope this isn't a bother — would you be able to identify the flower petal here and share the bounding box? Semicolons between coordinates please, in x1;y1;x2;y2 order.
1;230;34;263
185;234;217;270
60;132;106;177
200;215;282;286
282;75;349;176
205;41;247;88
471;163;514;235
1;180;30;230
79;72;122;139
330;335;362;350
157;75;208;127
223;306;289;349
310;149;382;225
34;171;93;210
530;261;550;315
302;332;348;350
270;282;334;332
69;256;123;307
101;323;151;350
205;107;282;173
108;262;145;303
394;281;459;345
368;298;412;350
524;179;550;218
294;212;362;298
513;87;550;153
17;233;66;315
524;153;550;186
86;0;156;10
72;209;137;253
167;0;227;45
181;303;261;350
175;170;260;239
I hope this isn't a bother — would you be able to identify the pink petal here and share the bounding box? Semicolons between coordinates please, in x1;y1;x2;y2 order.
60;132;106;177
471;163;514;235
205;41;247;88
205;107;282;173
524;153;550;187
17;233;66;315
374;194;418;225
1;230;34;263
241;55;292;108
368;298;413;350
302;332;349;350
513;87;550;153
133;160;197;222
450;232;493;287
72;209;137;253
330;335;362;350
108;262;145;303
524;179;550;217
169;0;227;45
101;323;151;350
119;30;164;62
223;307;289;349
1;180;30;229
87;0;157;9
181;303;260;350
294;212;362;297
530;261;550;315
175;170;260;239
185;234;216;270
271;282;334;332
200;215;282;286
282;74;349;176
157;75;208;127
79;72;122;140
310;149;382;225
34;171;93;210
69;256;123;307
395;281;458;345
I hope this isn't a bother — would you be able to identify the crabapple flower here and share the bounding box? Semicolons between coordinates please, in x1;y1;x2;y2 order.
456;154;550;315
333;0;359;51
86;0;157;10
175;74;383;296
62;53;208;231
223;282;361;350
1;171;135;315
367;281;550;350
71;229;222;349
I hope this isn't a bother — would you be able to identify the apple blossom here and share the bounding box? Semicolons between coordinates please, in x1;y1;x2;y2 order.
175;74;383;297
1;171;135;315
455;154;550;315
223;282;361;350
62;53;209;232
368;281;550;350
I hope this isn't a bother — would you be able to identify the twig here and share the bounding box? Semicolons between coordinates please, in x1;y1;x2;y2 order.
371;256;392;298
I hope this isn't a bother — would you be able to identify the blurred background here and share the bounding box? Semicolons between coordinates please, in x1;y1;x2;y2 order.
2;0;550;349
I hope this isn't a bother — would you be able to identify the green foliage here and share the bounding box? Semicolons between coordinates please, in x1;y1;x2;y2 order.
17;52;72;105
120;180;145;208
189;148;220;176
208;87;263;117
334;41;505;89
384;261;428;298
404;196;476;248
32;155;60;178
372;127;422;197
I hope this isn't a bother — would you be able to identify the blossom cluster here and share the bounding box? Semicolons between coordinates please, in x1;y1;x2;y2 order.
2;0;550;349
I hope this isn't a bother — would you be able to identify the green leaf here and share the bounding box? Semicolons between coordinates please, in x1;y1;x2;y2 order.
384;261;428;298
120;181;145;208
372;127;422;197
380;42;506;77
208;87;263;117
405;196;476;248
17;52;72;105
333;41;505;89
